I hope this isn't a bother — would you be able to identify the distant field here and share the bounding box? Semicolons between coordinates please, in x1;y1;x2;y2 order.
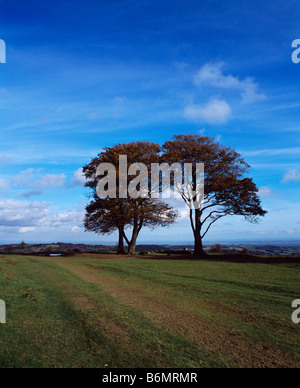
0;254;299;368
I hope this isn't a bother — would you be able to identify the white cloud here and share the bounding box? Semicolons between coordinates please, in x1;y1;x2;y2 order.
282;169;300;183
194;63;266;104
13;168;36;187
10;167;87;199
12;168;67;193
258;186;275;198
70;168;86;187
0;199;50;227
36;173;66;189
184;98;232;125
0;198;83;231
51;211;83;227
13;168;66;189
19;227;36;234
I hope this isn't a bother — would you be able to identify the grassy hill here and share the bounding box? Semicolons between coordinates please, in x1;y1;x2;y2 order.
0;253;299;368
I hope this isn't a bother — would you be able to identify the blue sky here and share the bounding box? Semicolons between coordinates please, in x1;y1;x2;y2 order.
0;0;300;244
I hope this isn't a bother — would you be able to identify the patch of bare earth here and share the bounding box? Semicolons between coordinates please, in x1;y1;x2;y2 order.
73;295;99;311
70;269;167;363
80;253;129;260
75;295;131;339
70;283;166;366
56;259;299;368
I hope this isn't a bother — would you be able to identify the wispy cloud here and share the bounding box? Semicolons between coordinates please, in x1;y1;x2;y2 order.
282;169;300;183
37;174;67;189
194;63;266;104
17;190;45;198
13;168;66;190
259;186;276;197
242;147;300;157
69;168;87;187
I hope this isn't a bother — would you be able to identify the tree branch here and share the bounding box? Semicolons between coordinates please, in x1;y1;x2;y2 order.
123;230;130;246
201;215;226;239
189;209;196;235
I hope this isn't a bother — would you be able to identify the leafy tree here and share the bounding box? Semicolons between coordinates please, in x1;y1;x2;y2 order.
162;134;267;256
85;196;177;254
83;142;178;254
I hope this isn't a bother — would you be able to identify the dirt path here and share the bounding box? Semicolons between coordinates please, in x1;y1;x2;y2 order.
54;259;299;368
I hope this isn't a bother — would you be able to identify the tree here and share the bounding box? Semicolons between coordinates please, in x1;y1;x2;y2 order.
123;197;178;255
19;241;26;251
84;197;128;254
83;141;178;254
162;134;267;256
210;244;223;254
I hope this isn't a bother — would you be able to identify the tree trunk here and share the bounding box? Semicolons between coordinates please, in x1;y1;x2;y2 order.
117;227;126;254
193;233;207;256
193;209;207;257
127;227;138;255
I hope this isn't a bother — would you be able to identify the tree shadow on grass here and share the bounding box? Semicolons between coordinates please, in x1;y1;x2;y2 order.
138;253;300;265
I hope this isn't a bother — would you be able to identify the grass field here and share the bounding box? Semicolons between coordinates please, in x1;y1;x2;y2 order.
0;254;299;368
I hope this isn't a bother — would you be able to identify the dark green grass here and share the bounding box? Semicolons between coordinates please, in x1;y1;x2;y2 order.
0;254;299;368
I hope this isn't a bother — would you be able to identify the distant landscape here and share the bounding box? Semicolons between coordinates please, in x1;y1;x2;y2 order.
1;242;300;257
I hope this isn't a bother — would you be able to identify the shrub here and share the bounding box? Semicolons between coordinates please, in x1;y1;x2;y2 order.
210;244;223;254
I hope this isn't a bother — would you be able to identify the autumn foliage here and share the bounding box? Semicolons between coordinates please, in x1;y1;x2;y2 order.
162;134;267;255
83;142;178;254
83;135;267;256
